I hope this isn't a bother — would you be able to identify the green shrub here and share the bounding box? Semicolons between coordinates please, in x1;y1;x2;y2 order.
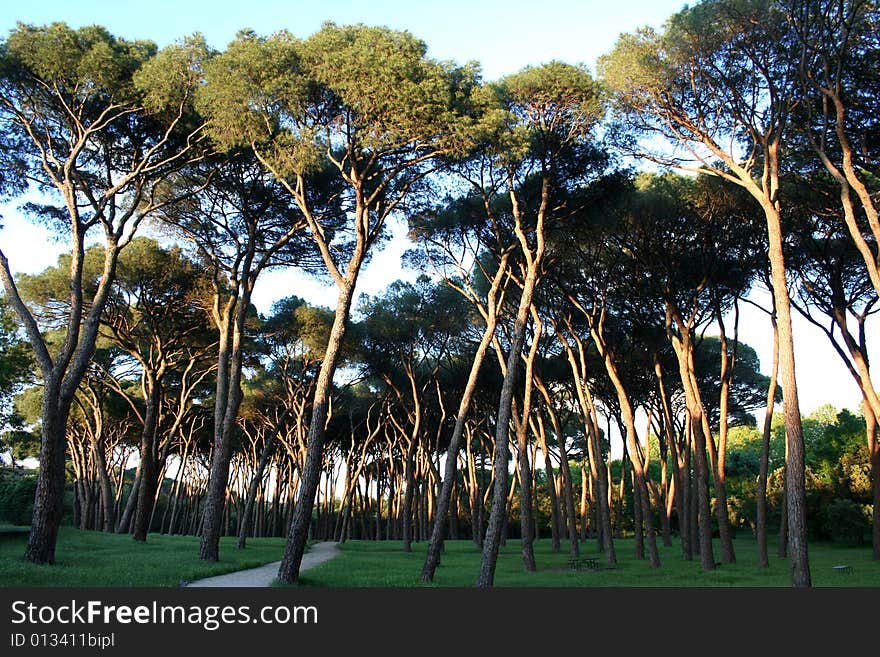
821;498;870;545
0;467;36;525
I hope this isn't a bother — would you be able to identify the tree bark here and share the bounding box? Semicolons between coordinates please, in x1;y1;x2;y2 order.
711;299;737;563
477;300;533;587
478;177;548;587
762;201;810;587
666;307;714;570
555;324;615;564
238;413;289;549
590;319;660;567
533;413;562;553
757;309;779;567
200;271;255;560
24;385;72;564
277;280;355;583
867;405;880;560
654;355;685;555
512;314;542;572
132;376;162;542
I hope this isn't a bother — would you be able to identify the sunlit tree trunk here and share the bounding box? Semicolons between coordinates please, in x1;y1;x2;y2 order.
591;318;659;567
478;178;548;587
421;255;509;581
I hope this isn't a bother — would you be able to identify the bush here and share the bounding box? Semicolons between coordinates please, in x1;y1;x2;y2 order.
821;498;870;545
0;467;37;525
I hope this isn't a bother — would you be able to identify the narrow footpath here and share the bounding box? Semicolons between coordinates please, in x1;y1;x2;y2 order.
185;541;340;587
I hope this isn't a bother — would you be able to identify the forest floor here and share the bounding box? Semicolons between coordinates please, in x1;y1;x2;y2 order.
185;541;340;587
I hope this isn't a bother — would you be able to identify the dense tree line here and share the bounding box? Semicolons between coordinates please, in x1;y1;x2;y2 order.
0;0;877;588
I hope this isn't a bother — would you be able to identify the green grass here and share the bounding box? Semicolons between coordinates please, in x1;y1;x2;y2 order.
0;525;30;536
2;528;877;587
296;536;880;587
0;526;288;587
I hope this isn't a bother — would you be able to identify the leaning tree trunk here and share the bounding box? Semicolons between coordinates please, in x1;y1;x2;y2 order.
556;325;615;564
199;313;240;560
512;314;543;573
277;279;356;584
533;415;562;553
534;364;578;557
238;413;288;549
600;348;660;568
825;299;880;559
478;180;547;588
477;285;536;587
116;469;140;535
421;253;509;580
24;387;72;564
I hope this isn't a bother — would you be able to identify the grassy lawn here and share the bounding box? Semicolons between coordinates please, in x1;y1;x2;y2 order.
296;536;880;587
0;527;288;587
1;527;877;587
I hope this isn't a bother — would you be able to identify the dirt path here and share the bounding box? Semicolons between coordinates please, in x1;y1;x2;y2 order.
185;541;340;587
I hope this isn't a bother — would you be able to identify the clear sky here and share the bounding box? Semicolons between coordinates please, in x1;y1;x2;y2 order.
0;0;875;421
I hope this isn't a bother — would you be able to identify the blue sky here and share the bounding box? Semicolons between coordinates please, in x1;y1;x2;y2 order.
0;0;875;421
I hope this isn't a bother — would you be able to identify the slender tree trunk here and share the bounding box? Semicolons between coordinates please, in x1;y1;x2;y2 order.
238;415;287;549
658;435;672;548
684;419;697;558
117;470;140;535
478;312;531;587
533;414;561;553
761;201;810;587
757;310;779;568
593;330;660;567
581;460;591;542
200;275;256;560
556;437;578;556
820;299;880;558
556;325;615;563
535;373;578;557
778;461;788;559
277;280;355;583
132;378;162;542
90;434;115;533
512;314;543;573
649;380;675;550
478;206;546;585
666;315;715;571
166;446;189;535
710;302;737;563
402;438;418;553
24;388;72;564
867;405;880;560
